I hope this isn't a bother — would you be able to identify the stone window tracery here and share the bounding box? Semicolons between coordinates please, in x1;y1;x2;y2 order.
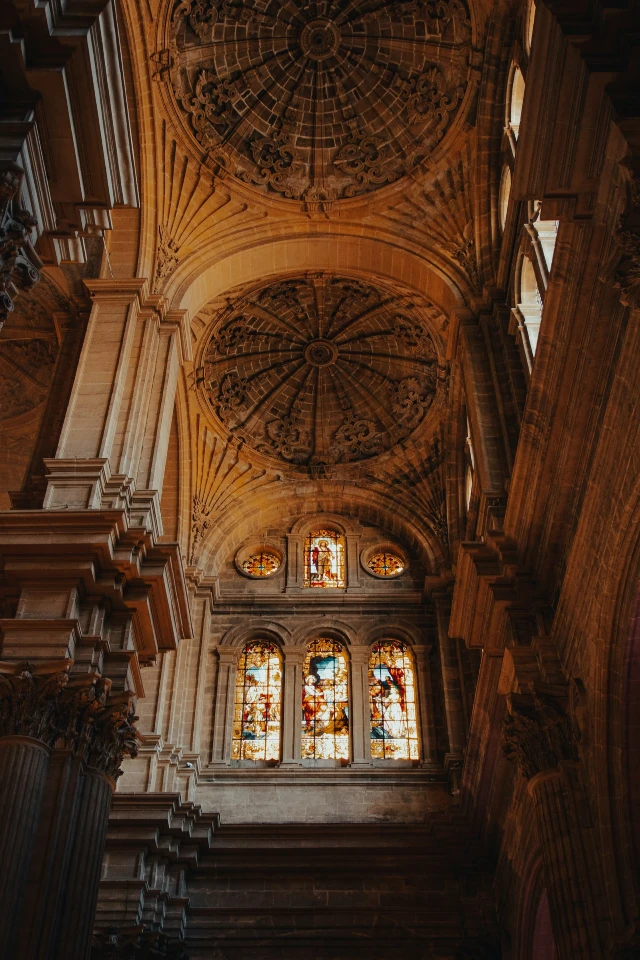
301;639;349;760
241;551;281;578
304;529;345;589
232;641;283;761
369;641;419;760
366;551;405;578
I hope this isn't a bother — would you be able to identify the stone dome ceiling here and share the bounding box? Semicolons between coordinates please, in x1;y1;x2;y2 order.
199;274;443;468
170;0;472;204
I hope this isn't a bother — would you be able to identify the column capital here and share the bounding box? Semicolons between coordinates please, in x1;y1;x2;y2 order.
0;660;138;781
502;687;578;780
215;646;239;665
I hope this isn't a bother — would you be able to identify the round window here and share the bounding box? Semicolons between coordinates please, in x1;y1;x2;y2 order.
240;551;281;578
366;551;405;578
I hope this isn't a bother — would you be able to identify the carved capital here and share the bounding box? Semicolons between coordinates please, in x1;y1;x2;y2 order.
57;676;139;780
502;688;578;780
0;659;71;743
0;661;138;779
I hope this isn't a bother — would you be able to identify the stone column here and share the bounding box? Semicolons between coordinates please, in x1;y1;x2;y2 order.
503;689;603;960
413;644;440;767
0;661;68;949
0;663;138;959
281;646;305;765
349;645;371;764
211;647;237;764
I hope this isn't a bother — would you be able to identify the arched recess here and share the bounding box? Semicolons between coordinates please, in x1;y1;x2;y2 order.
196;484;446;577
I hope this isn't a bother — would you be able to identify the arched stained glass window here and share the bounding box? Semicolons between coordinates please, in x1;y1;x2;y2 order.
304;529;345;588
302;639;349;759
369;641;419;760
232;641;282;761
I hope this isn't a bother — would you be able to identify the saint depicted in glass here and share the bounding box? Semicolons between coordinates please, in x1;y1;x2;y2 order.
301;639;349;759
369;641;419;760
241;551;280;578
304;529;345;588
367;551;405;577
232;641;282;760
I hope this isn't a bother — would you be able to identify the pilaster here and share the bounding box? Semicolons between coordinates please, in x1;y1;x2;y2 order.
281;645;306;765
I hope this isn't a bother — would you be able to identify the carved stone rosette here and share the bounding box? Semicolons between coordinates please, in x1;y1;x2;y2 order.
0;660;139;780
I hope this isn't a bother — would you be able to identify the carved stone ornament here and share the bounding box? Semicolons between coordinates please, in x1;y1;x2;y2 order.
169;0;471;204
0;162;42;325
502;688;579;780
0;661;139;780
200;274;443;469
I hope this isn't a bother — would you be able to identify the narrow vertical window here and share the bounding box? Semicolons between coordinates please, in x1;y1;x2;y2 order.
232;641;282;761
369;640;419;760
301;639;349;759
304;529;346;588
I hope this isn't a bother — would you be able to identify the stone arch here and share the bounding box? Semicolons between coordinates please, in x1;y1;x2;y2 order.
292;619;359;649
167;231;466;326
363;623;424;650
219;621;293;651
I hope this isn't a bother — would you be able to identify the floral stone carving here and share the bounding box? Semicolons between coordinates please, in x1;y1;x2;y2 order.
502;688;579;781
169;0;471;203
0;661;138;780
200;274;442;468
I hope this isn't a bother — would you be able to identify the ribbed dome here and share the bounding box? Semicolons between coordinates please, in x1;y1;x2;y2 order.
200;274;442;467
170;0;471;204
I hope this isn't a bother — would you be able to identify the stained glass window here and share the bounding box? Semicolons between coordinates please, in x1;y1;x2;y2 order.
367;551;405;577
302;639;349;759
303;529;345;588
369;641;419;760
241;551;281;578
232;641;282;760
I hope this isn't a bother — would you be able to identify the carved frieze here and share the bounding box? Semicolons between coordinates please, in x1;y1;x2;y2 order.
168;0;472;205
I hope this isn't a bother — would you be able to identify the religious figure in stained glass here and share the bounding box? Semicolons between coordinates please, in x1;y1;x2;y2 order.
241;551;281;578
369;640;419;760
301;639;349;759
304;529;345;588
367;551;405;577
232;641;282;760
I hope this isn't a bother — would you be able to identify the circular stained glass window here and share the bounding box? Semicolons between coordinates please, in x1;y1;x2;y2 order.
241;552;281;578
366;552;405;578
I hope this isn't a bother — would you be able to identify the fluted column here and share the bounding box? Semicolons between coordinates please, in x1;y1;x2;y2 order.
0;661;137;959
0;737;50;946
503;688;602;960
0;661;68;950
